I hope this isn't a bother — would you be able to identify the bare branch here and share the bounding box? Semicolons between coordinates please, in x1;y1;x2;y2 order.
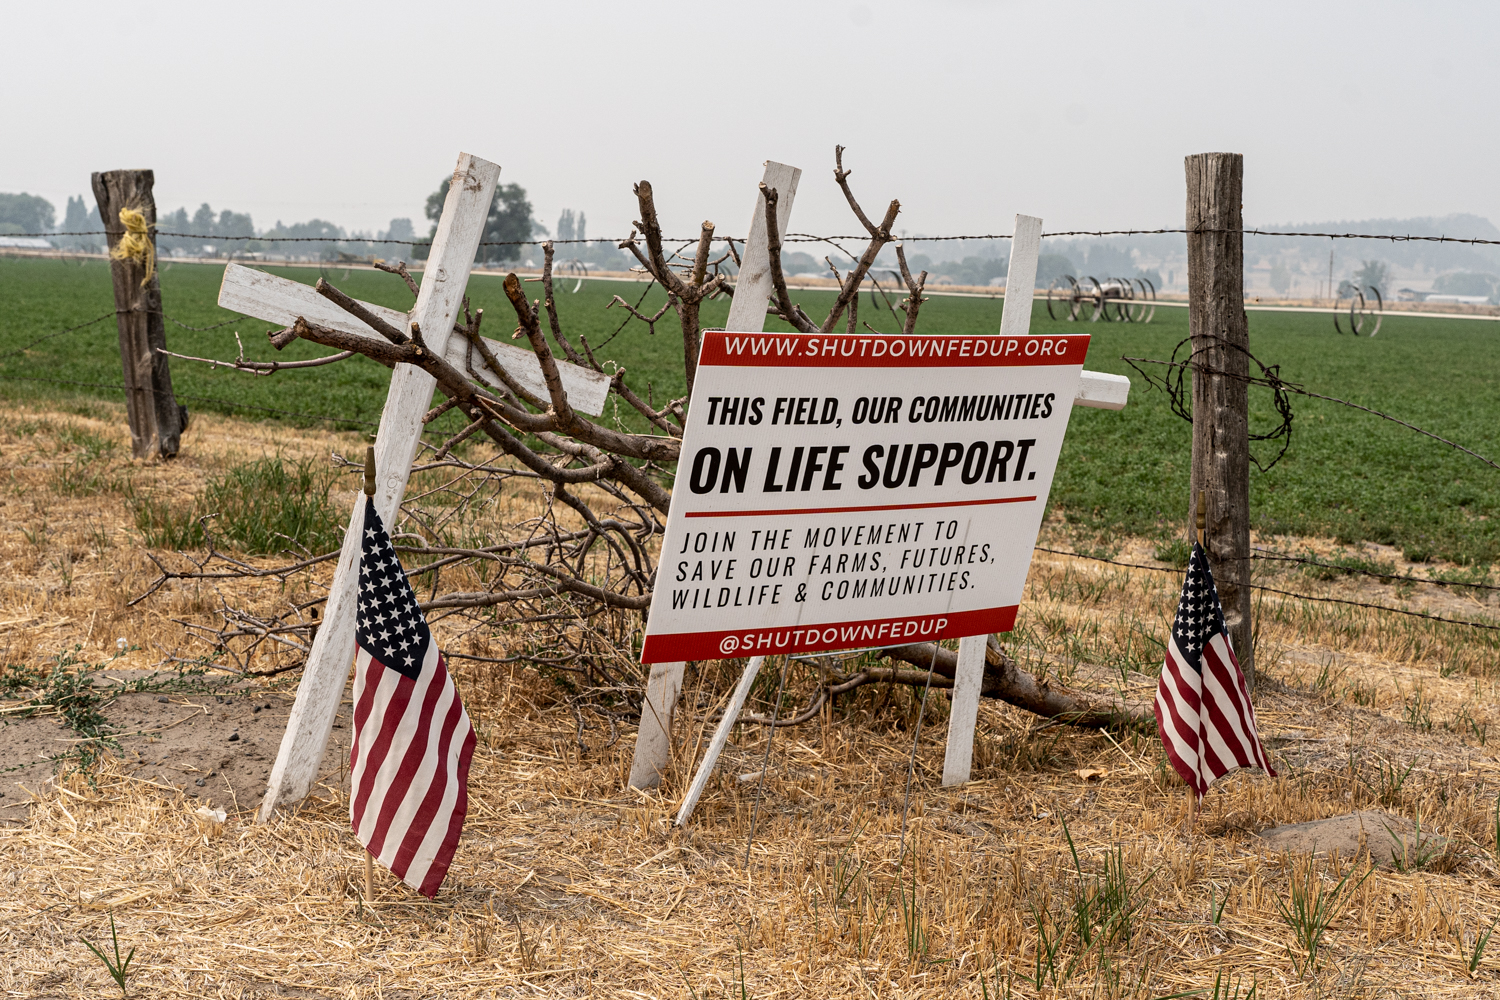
895;242;929;336
690;220;715;288
315;278;410;344
540;242;586;365
880;637;1150;729
374;259;421;299
158;346;357;375
606;294;671;334
761;184;819;334
632;182;692;299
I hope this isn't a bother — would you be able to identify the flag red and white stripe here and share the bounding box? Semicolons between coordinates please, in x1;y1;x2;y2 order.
1154;541;1275;800
349;497;475;898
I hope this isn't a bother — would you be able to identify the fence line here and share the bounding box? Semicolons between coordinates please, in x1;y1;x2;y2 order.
1124;348;1500;475
0;371;378;428
0;310;248;365
3;243;1495;628
12;226;1500;247
1032;546;1500;632
1251;550;1500;593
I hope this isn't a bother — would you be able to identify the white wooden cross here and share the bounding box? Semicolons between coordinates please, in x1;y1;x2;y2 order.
626;159;803;791
224;151;603;822
650;208;1132;824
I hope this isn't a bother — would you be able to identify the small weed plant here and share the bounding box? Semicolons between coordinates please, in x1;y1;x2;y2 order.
1276;857;1371;976
1020;820;1152;991
1462;915;1498;975
83;913;136;996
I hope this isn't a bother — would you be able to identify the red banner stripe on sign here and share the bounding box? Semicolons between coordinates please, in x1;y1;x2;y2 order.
683;495;1038;518
700;331;1091;368
640;606;1018;662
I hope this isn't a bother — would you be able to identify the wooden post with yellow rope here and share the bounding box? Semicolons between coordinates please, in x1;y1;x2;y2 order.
91;169;185;459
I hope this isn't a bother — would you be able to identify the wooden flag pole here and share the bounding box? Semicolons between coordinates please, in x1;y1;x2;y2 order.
1188;489;1207;829
362;444;376;904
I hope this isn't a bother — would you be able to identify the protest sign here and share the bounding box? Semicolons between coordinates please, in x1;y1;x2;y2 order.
641;329;1091;663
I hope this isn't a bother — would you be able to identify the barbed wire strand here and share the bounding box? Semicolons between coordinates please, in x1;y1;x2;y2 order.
0;311;115;362
1251;549;1500;593
1123;352;1500;474
0;310;255;365
0;371;378;428
1033;546;1500;632
12;226;1500;247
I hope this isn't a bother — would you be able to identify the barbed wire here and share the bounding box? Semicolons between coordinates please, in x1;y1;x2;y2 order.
11;226;1500;247
163;313;245;332
1124;346;1500;475
1125;337;1296;473
0;371;378;428
1251;549;1500;593
1033;546;1500;632
0;310;253;365
0;311;115;362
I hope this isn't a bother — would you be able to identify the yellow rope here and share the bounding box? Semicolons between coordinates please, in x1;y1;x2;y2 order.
109;207;156;286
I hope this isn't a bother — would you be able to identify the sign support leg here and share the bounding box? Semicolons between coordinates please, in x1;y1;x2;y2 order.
628;661;685;789
941;634;989;785
675;656;766;826
937;213;1045;787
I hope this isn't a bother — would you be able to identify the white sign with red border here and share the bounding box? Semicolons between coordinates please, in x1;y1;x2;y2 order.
642;329;1091;663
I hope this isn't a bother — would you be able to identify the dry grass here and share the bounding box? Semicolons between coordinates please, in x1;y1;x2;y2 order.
4;398;1500;998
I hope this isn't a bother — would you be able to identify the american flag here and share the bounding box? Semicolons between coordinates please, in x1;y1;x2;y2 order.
1154;541;1275;800
349;497;475;898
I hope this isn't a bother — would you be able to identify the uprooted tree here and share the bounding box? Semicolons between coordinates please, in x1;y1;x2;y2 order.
148;148;1146;733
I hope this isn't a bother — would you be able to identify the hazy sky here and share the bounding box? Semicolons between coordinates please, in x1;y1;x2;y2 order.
6;1;1498;243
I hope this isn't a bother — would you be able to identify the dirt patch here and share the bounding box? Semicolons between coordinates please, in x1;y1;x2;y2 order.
1256;810;1447;869
1;672;352;824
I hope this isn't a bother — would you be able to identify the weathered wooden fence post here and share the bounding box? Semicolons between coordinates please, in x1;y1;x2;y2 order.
1185;152;1253;687
91;169;184;459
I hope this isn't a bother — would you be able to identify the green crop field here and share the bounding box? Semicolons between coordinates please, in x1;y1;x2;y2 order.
2;255;1498;567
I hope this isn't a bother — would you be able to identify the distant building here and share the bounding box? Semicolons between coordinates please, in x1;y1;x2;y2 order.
0;237;52;249
1399;287;1491;304
1425;293;1492;305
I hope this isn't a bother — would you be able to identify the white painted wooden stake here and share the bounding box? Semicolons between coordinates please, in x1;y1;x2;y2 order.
627;661;686;790
625;160;801;793
725;160;802;332
675;657;765;826
941;635;990;785
257;152;501;823
941;214;1042;788
1074;370;1130;410
999;214;1044;339
218;264;611;415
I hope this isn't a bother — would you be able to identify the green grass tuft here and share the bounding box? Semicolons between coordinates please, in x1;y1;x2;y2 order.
133;455;342;555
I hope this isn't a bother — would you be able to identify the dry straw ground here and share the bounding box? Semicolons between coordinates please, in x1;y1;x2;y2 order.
4;399;1500;999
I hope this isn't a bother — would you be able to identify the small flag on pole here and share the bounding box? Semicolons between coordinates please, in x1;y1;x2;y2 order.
1154;541;1275;800
349;496;476;898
